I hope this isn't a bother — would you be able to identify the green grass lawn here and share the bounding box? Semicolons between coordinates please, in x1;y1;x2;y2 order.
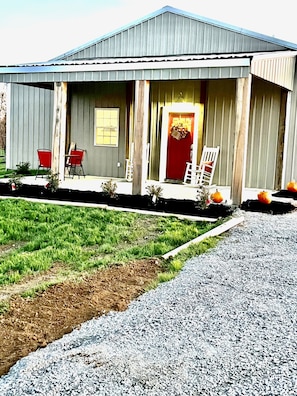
0;198;221;286
0;151;8;177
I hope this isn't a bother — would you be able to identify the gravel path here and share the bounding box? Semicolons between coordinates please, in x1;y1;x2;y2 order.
1;210;296;395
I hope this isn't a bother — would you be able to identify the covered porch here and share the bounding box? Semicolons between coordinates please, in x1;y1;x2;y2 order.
48;51;296;206
2;52;295;208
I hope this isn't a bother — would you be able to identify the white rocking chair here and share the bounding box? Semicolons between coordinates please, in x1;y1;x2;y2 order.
183;145;220;186
125;142;150;181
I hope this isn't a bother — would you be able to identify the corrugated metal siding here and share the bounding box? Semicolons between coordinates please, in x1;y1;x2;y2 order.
64;12;288;61
70;82;128;177
205;78;282;189
251;55;296;90
204;80;236;186
246;78;281;189
149;80;202;180
283;69;297;184
9;84;53;169
150;77;283;188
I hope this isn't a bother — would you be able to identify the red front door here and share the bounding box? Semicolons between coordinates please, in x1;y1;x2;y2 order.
166;113;194;180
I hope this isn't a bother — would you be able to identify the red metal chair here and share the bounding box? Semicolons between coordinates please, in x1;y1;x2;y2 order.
36;149;52;178
66;149;85;178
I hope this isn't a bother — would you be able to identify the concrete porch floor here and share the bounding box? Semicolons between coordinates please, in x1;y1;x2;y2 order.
18;175;279;204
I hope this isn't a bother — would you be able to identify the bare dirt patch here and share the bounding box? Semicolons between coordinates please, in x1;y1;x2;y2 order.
0;259;161;377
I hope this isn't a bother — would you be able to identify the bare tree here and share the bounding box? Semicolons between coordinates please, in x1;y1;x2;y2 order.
0;85;6;150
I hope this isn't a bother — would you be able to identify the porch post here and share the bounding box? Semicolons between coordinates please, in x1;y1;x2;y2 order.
132;80;150;195
231;75;252;206
275;89;288;190
52;82;67;181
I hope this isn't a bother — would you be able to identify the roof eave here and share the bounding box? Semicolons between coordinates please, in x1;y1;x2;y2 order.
0;57;251;75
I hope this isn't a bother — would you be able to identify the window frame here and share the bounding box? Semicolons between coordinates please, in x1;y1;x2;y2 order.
94;107;120;147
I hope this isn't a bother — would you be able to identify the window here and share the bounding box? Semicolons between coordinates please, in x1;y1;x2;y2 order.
94;108;119;147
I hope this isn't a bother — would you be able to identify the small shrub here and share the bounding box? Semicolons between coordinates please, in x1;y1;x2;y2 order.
8;172;23;191
101;179;118;198
196;185;210;210
15;162;31;175
146;184;163;204
45;172;59;193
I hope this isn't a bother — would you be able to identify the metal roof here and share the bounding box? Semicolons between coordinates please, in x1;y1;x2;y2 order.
0;52;296;90
0;53;252;83
1;53;252;71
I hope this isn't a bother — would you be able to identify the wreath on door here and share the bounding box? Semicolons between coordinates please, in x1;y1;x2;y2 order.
170;124;190;140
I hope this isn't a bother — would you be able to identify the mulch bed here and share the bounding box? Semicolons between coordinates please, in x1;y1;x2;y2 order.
240;199;296;215
0;183;233;218
272;190;297;200
241;190;297;215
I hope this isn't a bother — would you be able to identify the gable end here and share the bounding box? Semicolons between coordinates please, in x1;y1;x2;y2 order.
53;7;296;61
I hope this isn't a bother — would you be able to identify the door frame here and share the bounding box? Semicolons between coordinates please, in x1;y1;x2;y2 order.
159;104;200;182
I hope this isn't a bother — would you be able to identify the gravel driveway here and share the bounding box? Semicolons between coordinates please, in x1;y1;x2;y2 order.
1;210;296;395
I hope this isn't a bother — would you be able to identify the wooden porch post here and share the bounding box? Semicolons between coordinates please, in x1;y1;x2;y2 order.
52;82;67;181
275;89;288;190
231;75;252;206
132;80;150;195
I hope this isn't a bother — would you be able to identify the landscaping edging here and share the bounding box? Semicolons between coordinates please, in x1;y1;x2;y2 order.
162;216;245;259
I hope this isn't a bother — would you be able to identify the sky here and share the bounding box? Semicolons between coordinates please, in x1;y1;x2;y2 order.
0;0;296;65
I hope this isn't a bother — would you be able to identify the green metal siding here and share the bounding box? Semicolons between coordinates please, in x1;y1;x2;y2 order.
8;84;53;169
246;78;281;189
205;78;282;189
150;78;283;189
70;82;128;177
204;80;236;186
149;80;202;180
63;11;289;61
283;69;297;185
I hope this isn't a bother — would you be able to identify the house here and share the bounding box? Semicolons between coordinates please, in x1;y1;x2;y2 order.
0;5;297;205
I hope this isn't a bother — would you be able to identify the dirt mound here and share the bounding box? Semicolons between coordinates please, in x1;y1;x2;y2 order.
0;259;161;377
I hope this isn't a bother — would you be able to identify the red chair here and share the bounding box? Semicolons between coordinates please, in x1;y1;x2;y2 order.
66;149;85;178
36;149;52;178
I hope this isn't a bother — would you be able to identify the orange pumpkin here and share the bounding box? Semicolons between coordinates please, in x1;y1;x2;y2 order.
257;190;272;204
286;180;297;193
211;189;224;203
